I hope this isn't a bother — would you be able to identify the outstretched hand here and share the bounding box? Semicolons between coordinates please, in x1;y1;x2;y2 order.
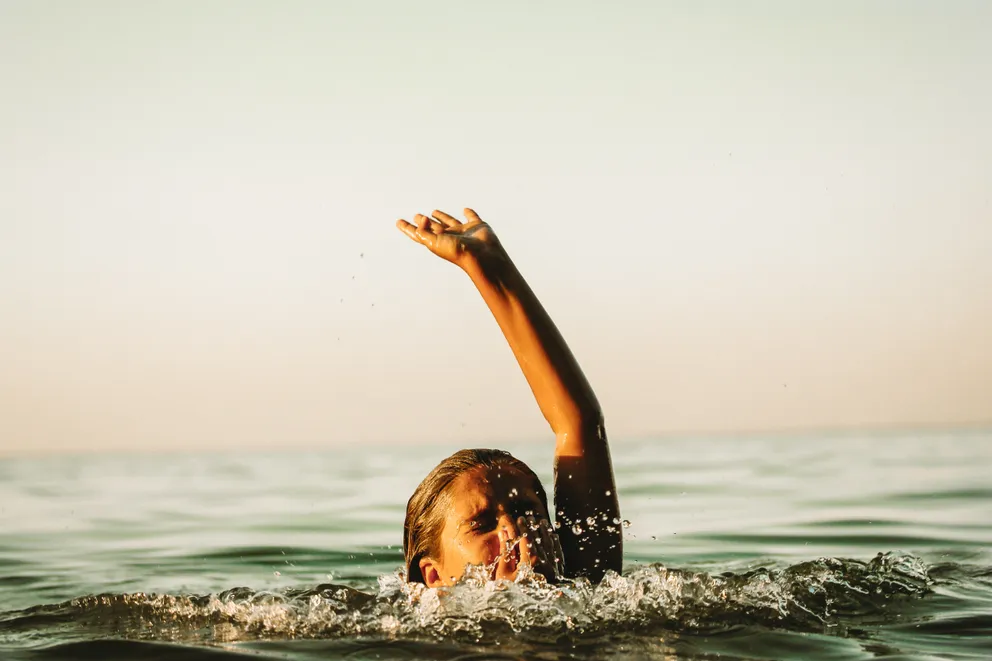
395;208;503;268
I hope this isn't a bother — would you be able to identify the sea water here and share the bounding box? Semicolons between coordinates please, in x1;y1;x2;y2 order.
1;430;989;660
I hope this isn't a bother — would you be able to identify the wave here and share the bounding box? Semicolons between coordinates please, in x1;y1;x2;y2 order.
0;552;935;648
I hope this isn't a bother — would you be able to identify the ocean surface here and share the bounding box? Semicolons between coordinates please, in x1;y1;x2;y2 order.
1;430;990;660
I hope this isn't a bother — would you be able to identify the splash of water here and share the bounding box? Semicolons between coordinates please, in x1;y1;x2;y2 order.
0;553;932;646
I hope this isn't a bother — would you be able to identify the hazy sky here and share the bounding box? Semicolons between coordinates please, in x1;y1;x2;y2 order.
1;1;990;455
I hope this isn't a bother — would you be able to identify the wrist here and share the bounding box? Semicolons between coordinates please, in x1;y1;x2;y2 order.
460;243;511;277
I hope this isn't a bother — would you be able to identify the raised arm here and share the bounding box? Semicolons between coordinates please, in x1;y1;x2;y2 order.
395;208;621;581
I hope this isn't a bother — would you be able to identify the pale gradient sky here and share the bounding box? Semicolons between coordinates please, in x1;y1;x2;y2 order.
1;1;990;456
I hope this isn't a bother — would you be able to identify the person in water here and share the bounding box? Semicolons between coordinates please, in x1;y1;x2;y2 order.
395;208;621;587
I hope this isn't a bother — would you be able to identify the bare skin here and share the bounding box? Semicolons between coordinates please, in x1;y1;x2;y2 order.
417;465;565;587
396;208;622;582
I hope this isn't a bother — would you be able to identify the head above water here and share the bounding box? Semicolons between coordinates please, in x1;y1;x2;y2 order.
403;449;550;586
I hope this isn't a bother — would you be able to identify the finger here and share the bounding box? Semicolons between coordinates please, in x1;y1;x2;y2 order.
429;217;445;234
551;528;566;578
496;526;509;580
396;219;421;242
413;214;442;247
463;208;484;224
396;219;437;249
414;214;443;234
536;518;554;559
431;209;462;228
537;517;558;577
517;516;537;568
538;519;564;580
396;218;433;247
496;526;518;581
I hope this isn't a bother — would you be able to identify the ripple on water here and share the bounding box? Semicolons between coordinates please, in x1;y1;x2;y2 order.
0;552;933;651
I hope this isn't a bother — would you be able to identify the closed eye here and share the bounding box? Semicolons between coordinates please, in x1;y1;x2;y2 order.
467;510;497;534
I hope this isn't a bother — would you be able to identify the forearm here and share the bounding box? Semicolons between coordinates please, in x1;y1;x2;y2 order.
462;251;602;443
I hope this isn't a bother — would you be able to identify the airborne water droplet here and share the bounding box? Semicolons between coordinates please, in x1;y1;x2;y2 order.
571;524;583;535
622;520;632;529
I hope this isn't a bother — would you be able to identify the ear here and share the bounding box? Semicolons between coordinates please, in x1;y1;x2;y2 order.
419;557;445;588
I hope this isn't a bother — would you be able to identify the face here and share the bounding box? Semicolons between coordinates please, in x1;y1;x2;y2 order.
418;465;553;587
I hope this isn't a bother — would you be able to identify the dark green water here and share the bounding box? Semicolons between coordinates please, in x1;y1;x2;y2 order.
1;431;989;660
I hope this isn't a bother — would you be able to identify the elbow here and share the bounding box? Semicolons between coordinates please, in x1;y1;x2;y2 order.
577;404;605;436
554;406;605;440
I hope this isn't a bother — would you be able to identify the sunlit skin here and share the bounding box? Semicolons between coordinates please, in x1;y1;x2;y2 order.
396;208;622;583
417;465;564;587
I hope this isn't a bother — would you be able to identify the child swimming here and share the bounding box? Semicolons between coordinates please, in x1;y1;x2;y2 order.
395;208;622;587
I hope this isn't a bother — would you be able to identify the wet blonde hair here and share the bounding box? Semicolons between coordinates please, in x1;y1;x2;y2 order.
402;448;548;583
